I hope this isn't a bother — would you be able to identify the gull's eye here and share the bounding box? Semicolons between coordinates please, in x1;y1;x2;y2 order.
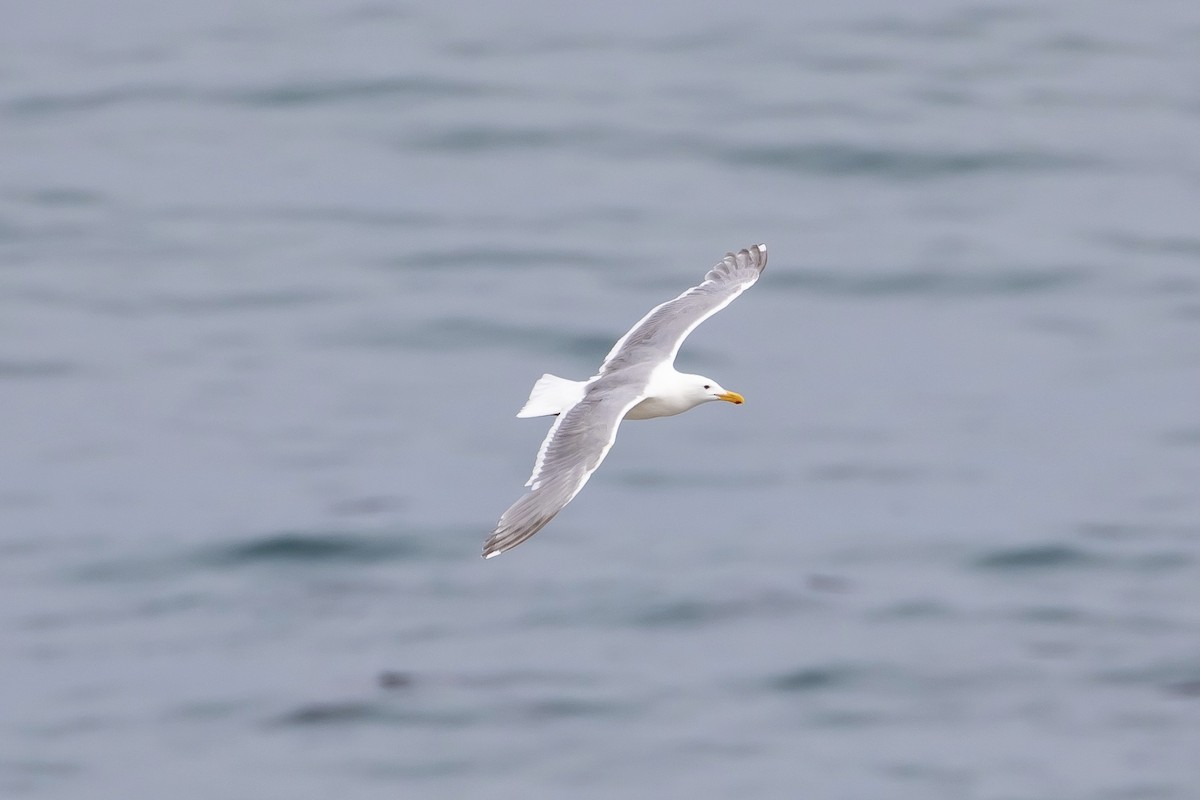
703;384;711;389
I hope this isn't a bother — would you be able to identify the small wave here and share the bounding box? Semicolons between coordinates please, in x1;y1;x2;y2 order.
4;77;498;117
71;530;441;584
628;590;804;629
972;543;1095;570
202;531;425;567
273;700;386;726
4;84;186;115
711;142;1094;179
1102;233;1200;258
272;698;482;729
221;76;494;108
0;359;78;380
768;665;854;693
405;123;608;153
772;266;1086;297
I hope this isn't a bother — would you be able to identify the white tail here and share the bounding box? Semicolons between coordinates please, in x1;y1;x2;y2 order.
517;374;587;418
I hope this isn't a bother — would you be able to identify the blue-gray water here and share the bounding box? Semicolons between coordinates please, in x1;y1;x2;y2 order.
3;1;1199;798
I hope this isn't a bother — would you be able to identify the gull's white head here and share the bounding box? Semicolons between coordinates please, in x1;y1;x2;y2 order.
684;374;745;406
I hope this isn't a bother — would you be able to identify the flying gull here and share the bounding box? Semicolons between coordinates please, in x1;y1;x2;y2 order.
483;243;767;558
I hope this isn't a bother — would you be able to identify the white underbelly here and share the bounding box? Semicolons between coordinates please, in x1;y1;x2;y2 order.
624;395;688;420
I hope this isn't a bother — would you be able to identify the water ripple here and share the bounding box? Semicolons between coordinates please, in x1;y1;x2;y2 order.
4;77;501;117
772;265;1088;297
201;531;428;567
710;142;1096;178
972;543;1096;570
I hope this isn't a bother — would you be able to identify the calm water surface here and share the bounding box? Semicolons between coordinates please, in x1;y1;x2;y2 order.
2;1;1199;798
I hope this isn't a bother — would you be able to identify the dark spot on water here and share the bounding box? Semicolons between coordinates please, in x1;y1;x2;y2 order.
973;543;1094;570
221;77;494;107
406;123;609;153
521;698;619;720
275;701;381;726
203;532;424;567
769;666;849;693
4;84;186;114
378;671;416;690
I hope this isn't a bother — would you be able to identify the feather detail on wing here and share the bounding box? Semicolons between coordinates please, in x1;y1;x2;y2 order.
598;244;767;375
483;383;645;558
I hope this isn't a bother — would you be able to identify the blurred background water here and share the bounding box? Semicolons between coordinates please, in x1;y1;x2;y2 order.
2;1;1199;798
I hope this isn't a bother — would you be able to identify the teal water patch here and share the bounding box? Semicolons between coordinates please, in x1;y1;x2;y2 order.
972;543;1095;570
221;76;495;108
4;77;497;117
710;142;1095;179
70;531;438;584
772;266;1087;297
4;84;187;115
271;700;480;729
202;531;427;567
767;664;858;693
406;123;608;153
273;700;387;726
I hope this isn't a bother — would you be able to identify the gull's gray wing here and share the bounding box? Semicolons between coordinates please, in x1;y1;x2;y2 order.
483;380;647;558
599;243;767;375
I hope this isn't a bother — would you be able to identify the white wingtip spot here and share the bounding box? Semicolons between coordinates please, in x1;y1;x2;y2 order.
483;549;502;559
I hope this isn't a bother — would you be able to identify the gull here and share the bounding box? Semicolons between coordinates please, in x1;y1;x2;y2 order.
483;243;767;558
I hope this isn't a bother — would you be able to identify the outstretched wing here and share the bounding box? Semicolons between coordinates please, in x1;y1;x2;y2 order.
483;382;646;558
598;243;767;375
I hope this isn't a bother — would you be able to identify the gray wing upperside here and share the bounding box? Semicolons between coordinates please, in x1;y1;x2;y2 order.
483;382;646;558
599;243;767;375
